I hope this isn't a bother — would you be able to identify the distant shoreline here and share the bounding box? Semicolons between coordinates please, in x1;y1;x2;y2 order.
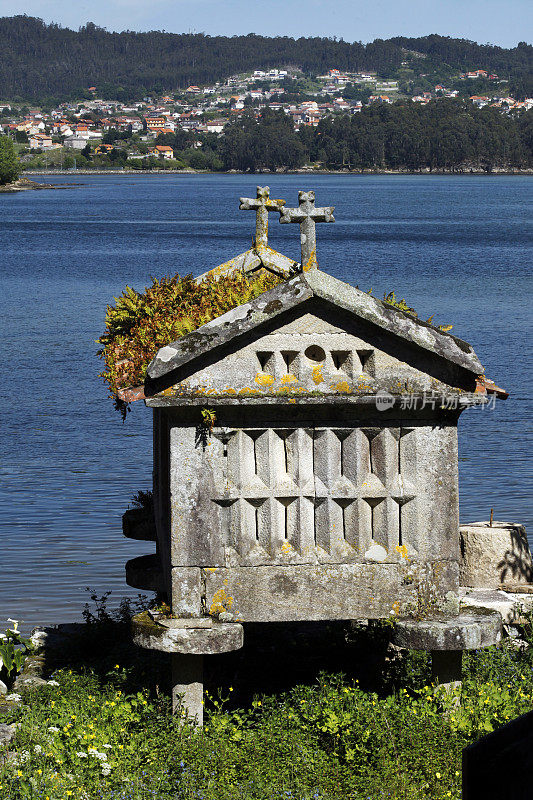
23;168;533;177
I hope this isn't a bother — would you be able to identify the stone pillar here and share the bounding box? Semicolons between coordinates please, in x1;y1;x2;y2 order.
460;522;532;588
431;649;462;689
171;653;204;724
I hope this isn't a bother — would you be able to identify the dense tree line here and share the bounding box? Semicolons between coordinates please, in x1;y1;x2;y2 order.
0;135;19;184
0;16;530;101
216;103;533;172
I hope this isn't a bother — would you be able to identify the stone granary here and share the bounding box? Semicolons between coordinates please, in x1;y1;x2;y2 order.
126;187;507;722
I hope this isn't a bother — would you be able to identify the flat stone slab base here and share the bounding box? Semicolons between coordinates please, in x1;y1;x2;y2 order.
460;587;533;624
132;611;243;655
393;609;502;651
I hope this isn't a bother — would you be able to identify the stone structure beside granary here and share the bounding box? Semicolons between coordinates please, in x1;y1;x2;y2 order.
124;187;509;722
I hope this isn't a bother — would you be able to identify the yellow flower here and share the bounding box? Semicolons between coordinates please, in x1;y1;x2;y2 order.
436;772;441;778
114;664;120;669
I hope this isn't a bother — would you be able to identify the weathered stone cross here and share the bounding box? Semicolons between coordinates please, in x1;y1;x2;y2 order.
239;186;286;248
279;190;335;270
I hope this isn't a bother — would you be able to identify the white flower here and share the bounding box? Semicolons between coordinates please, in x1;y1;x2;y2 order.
47;680;59;686
6;693;22;702
0;633;7;640
102;744;112;749
88;748;107;760
34;745;42;754
7;619;19;632
48;726;60;733
76;752;88;758
101;763;112;776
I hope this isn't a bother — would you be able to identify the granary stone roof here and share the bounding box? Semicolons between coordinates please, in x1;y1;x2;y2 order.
146;268;484;386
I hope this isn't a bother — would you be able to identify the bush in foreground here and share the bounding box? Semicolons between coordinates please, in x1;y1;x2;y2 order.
2;619;533;800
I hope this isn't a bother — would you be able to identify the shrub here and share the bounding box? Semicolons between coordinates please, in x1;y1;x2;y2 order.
97;270;281;399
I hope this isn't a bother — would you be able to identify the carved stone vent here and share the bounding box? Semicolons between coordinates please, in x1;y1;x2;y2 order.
212;426;417;565
254;348;375;379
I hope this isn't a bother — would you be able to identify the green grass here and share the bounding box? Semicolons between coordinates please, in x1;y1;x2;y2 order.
2;611;533;800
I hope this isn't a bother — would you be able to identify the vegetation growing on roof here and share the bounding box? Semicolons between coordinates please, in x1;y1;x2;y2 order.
97;272;451;413
381;290;452;331
97;271;282;401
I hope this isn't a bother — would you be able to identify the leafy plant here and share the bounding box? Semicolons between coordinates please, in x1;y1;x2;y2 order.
97;270;281;403
381;290;452;331
130;489;153;514
200;407;217;432
0;623;34;681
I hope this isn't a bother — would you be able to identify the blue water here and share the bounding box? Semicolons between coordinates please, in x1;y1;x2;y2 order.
0;174;531;633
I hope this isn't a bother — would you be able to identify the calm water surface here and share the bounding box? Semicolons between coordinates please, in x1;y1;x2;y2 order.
0;174;531;633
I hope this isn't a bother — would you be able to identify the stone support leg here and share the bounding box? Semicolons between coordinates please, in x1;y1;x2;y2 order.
431;649;462;689
171;653;204;724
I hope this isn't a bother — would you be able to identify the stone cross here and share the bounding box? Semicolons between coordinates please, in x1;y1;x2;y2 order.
239;186;286;248
279;190;335;270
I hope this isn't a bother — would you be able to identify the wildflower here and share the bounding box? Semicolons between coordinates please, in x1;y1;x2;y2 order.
7;618;19;632
34;745;42;754
101;763;112;776
436;772;441;779
76;752;88;758
48;727;59;733
47;680;59;686
6;693;22;702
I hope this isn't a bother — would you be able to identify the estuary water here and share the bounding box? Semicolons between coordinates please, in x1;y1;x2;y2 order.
0;173;531;633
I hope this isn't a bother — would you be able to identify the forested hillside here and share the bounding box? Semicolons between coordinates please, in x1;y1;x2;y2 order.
0;15;531;102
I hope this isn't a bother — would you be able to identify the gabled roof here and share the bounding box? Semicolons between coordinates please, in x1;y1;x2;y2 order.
146;268;484;384
194;244;297;285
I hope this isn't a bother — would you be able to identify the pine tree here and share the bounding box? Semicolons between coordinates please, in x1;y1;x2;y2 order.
0;135;19;185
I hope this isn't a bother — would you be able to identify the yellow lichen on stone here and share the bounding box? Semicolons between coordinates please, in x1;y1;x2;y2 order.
303;249;318;272
209;587;234;616
239;387;261;395
255;373;275;387
312;365;324;384
331;380;351;393
395;544;409;559
281;374;298;384
276;386;305;395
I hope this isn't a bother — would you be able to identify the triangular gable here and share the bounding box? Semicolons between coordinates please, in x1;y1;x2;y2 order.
146;270;484;391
